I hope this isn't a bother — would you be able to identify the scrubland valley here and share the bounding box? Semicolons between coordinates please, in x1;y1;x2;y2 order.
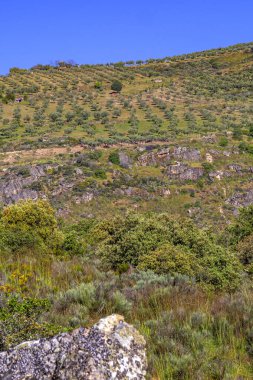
0;42;253;379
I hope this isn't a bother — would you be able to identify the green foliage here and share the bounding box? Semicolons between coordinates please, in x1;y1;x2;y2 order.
227;205;253;244
111;80;123;92
61;282;96;308
0;294;62;350
237;234;253;274
94;213;242;290
88;150;102;160
94;168;107;179
62;231;86;255
202;162;214;174
219;137;228;147
0;199;64;254
138;243;196;277
108;151;120;165
94;81;103;90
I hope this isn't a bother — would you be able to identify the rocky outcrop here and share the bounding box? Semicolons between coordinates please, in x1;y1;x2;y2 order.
119;151;132;168
74;192;95;204
114;187;152;199
173;147;200;161
0;164;57;204
138;148;171;166
209;164;253;181
202;135;217;144
167;163;204;181
138;146;201;166
0;314;147;380
226;188;253;212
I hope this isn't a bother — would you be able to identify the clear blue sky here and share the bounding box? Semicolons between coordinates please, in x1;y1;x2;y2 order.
0;0;252;74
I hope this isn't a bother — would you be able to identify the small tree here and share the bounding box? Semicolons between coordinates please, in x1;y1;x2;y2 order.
0;199;64;253
111;80;123;93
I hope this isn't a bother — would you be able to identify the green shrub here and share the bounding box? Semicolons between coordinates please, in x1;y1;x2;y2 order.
111;291;132;314
58;282;96;311
94;168;107;179
94;81;103;90
227;205;253;245
237;234;253;274
219;137;228;147
63;231;86;255
108;151;120;165
94;213;242;290
0;200;64;254
111;80;123;92
138;243;196;277
0;294;62;349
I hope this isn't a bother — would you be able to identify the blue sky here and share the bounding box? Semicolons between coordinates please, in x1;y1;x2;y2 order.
0;0;252;74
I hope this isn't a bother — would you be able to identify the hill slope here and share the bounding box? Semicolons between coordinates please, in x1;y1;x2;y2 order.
0;42;253;228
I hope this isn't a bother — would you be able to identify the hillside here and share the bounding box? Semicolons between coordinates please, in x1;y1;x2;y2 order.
1;42;253;149
1;42;253;228
0;43;253;379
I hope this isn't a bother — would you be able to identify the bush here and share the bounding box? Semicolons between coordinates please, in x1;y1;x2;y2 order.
108;151;120;165
0;294;62;349
237;234;253;274
63;283;96;308
0;200;64;254
94;168;107;179
219;137;228;147
63;231;86;255
94;81;103;90
94;213;242;290
227;205;253;244
111;80;123;92
138;243;196;277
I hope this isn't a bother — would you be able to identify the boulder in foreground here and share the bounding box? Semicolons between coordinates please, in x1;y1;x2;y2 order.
0;314;147;380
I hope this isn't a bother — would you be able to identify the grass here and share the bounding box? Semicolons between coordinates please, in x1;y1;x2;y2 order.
1;42;253;378
1;249;252;379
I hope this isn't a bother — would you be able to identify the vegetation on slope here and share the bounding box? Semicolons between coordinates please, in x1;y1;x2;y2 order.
0;42;253;151
0;200;252;379
1;43;253;379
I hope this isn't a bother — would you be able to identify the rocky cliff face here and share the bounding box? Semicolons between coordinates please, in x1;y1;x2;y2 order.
0;315;147;380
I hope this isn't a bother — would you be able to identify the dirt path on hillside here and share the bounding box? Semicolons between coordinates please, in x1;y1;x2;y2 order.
0;140;176;164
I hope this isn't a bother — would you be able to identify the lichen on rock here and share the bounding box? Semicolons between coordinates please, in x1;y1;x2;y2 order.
0;314;147;380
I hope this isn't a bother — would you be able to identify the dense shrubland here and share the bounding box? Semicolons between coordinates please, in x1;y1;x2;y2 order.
0;199;252;379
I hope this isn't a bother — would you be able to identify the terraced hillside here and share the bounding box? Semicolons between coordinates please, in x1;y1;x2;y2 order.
1;43;253;380
1;42;253;229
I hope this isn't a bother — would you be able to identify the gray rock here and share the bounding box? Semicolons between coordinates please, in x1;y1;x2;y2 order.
172;147;200;161
202;135;217;144
138;146;200;167
0;176;39;204
0;164;58;204
167;163;204;181
119;152;132;168
0;314;147;380
138;148;171;166
114;187;151;199
226;188;253;212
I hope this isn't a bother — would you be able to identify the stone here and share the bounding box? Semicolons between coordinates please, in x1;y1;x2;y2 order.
226;188;253;212
205;153;213;163
119;152;132;168
172;147;200;161
0;314;147;380
167;162;204;181
114;187;151;199
0;164;58;204
137;146;200;167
